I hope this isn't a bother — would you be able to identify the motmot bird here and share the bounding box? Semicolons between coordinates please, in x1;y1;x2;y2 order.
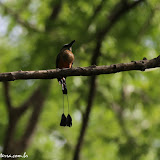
56;40;75;127
56;40;75;94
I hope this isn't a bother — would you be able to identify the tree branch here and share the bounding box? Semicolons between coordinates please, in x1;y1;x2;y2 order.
0;56;159;81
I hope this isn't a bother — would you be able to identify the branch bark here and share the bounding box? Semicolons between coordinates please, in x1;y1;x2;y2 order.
0;56;159;81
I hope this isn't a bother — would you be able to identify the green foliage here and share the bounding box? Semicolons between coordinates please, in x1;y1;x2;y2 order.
0;0;160;160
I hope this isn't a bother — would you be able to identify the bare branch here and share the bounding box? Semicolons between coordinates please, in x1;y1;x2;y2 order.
0;56;159;81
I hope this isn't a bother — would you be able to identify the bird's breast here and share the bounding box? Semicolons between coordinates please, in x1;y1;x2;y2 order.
58;50;74;69
62;50;74;63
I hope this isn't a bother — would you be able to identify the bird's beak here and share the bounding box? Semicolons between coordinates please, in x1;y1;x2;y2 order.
68;40;75;47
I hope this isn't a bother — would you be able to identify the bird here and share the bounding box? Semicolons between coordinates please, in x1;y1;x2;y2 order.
56;40;75;94
56;40;75;127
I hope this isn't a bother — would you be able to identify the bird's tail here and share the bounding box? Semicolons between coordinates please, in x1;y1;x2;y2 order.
58;78;67;94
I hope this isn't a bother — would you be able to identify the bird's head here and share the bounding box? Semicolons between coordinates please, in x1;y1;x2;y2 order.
61;40;75;51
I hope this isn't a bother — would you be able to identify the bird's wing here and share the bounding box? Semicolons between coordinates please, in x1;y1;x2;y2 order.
56;53;60;68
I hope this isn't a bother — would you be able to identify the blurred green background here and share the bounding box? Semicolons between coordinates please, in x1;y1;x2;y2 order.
0;0;160;160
